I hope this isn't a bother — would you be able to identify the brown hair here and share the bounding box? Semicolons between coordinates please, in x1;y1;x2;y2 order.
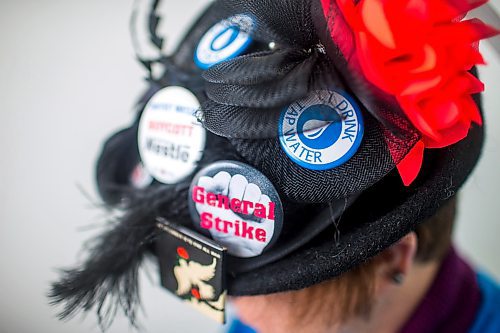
282;196;458;326
414;197;457;262
238;261;379;331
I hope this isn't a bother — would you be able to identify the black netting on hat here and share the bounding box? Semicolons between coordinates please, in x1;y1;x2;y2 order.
198;0;328;132
195;0;426;203
197;0;421;146
200;55;345;139
202;49;308;85
210;0;317;47
205;51;322;109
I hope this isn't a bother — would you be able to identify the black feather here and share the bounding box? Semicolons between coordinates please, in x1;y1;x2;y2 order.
95;126;142;207
49;183;191;330
50;131;241;329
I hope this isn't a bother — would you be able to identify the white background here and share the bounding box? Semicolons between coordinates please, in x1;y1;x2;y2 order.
0;1;498;333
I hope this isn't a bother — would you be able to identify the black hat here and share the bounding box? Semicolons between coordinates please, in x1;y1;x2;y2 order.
50;0;497;327
193;0;493;294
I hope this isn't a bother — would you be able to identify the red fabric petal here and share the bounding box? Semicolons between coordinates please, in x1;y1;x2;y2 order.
421;99;461;130
423;119;471;148
462;96;483;125
396;140;425;186
431;19;499;45
400;98;442;140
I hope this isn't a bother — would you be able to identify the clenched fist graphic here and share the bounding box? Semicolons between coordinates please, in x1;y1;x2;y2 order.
193;171;276;257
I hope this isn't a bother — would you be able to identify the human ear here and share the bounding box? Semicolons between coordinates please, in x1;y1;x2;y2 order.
375;232;418;289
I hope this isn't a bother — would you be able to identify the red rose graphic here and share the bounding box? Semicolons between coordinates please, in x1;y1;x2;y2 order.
191;288;201;300
177;246;190;260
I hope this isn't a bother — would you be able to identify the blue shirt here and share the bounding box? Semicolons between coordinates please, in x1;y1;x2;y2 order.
469;272;500;333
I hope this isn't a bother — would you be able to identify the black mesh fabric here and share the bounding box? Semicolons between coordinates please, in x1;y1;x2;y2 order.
210;0;317;48
202;49;308;85
198;0;423;167
198;0;329;131
199;54;341;139
196;0;422;203
204;50;319;108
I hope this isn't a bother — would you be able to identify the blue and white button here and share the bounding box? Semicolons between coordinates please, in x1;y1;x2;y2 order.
194;14;254;69
278;90;364;170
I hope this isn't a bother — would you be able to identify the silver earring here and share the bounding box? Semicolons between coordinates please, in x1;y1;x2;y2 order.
392;272;404;285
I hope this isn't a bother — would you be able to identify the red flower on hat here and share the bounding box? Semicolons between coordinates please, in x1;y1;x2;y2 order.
322;0;498;185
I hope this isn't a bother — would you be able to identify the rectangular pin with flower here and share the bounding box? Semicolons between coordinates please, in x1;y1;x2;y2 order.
155;218;227;323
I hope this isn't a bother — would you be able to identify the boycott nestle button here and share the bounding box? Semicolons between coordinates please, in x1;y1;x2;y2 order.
278;90;364;170
138;86;206;184
188;161;283;258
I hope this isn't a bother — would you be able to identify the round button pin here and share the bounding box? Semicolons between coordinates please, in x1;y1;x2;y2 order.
278;90;364;170
194;14;254;69
138;86;206;184
188;161;283;258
